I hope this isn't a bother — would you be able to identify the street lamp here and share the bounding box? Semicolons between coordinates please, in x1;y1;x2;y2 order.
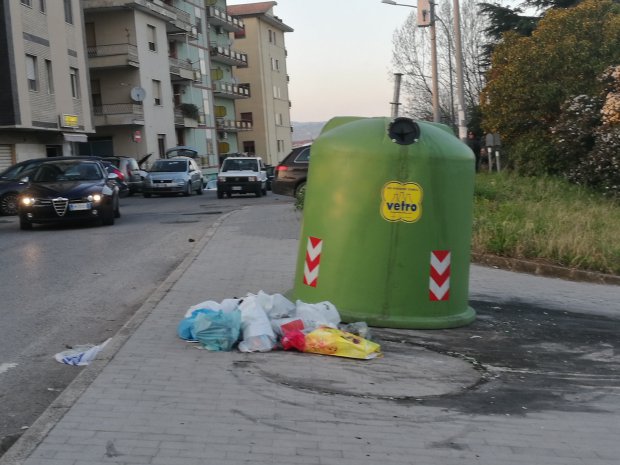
383;0;466;136
382;0;440;122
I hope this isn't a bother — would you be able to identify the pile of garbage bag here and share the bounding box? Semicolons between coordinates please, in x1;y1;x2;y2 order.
177;291;381;360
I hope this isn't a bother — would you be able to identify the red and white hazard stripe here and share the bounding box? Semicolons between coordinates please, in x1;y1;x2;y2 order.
303;236;323;287
429;250;450;301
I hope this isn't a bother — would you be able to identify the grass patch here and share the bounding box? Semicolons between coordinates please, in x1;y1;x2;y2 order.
473;172;620;275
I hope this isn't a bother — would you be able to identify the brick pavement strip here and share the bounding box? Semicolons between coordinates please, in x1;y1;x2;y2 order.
2;204;619;465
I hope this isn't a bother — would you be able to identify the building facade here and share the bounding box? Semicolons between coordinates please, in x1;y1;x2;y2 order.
0;0;93;170
207;0;250;164
227;1;293;166
0;0;274;175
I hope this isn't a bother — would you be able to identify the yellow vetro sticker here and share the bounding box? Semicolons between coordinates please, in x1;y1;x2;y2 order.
380;181;423;223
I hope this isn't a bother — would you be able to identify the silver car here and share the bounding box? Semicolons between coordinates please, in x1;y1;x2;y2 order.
142;157;204;197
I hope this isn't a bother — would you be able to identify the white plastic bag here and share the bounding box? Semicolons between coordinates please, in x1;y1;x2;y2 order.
54;339;111;366
294;300;341;331
254;290;296;319
238;295;277;352
184;298;240;318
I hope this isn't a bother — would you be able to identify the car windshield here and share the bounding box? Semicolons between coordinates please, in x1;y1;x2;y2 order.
151;160;187;172
32;161;103;182
221;159;258;172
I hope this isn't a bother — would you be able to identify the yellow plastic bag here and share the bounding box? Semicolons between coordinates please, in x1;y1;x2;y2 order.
303;327;382;360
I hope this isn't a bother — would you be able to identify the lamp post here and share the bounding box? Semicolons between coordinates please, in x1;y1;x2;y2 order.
383;0;465;132
382;0;439;122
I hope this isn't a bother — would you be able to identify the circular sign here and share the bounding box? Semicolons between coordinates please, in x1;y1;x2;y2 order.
133;130;142;143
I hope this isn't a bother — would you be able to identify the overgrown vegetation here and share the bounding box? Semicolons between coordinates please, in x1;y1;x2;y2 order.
473;172;620;275
481;0;620;197
295;173;620;276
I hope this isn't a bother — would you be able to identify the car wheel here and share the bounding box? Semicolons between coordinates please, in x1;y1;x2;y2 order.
183;182;192;197
143;193;152;198
197;183;203;195
19;216;32;230
226;192;232;198
262;184;267;196
217;190;223;199
0;192;19;216
114;197;121;218
255;188;262;198
295;182;306;198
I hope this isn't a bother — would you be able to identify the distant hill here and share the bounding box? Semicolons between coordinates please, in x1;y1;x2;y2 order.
291;121;325;145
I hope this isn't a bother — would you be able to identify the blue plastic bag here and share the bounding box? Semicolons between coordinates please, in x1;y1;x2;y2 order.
192;309;241;351
177;309;214;341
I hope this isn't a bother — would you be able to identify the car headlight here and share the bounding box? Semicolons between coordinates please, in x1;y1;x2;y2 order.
217;176;225;182
21;196;35;206
87;194;102;203
248;176;257;182
174;178;185;185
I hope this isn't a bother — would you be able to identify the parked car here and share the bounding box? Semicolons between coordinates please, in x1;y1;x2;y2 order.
272;144;311;198
0;156;101;215
216;156;268;198
265;164;275;191
18;159;120;230
101;156;144;194
101;161;130;198
142;157;204;197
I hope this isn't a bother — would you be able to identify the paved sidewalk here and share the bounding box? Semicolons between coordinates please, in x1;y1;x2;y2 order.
2;203;619;465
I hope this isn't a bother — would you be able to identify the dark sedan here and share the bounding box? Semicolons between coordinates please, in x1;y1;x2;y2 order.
18;159;120;230
272;144;311;198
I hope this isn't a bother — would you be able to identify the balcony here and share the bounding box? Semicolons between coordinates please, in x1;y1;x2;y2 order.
209;46;248;67
83;0;193;35
87;44;139;69
206;6;244;34
213;82;250;99
216;118;252;132
169;57;198;81
93;103;144;126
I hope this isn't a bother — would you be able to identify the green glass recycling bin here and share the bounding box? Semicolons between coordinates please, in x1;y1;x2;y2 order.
290;116;476;329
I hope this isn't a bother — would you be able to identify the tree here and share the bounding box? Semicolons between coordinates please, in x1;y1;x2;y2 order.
390;0;489;130
481;0;620;145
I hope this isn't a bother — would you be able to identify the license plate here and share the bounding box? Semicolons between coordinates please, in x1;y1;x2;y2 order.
69;202;91;211
232;186;242;191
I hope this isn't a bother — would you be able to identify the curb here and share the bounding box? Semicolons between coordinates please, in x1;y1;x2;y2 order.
472;253;620;286
0;211;236;465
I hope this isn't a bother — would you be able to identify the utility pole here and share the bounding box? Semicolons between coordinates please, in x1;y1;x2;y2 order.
452;0;467;139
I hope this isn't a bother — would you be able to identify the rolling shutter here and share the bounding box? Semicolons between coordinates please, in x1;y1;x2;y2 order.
0;145;13;172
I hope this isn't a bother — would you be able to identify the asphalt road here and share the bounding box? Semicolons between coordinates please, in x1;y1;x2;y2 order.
0;189;294;455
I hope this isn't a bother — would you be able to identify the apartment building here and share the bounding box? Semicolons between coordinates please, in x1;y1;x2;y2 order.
227;1;293;166
82;0;221;171
0;0;93;170
207;0;250;164
1;1;265;174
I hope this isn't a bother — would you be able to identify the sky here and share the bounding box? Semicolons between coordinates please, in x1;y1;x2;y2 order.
227;0;520;123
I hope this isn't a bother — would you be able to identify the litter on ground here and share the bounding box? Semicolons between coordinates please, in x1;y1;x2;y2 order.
177;291;381;360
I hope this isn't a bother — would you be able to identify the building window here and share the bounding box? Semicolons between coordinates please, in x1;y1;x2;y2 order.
21;0;32;7
240;112;253;124
91;79;102;107
277;140;284;153
39;0;46;13
25;55;38;91
271;58;280;71
147;25;157;52
70;67;80;98
243;141;255;154
45;60;54;94
275;113;283;126
195;17;202;35
268;29;273;43
152;80;161;105
273;85;281;99
63;0;73;24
